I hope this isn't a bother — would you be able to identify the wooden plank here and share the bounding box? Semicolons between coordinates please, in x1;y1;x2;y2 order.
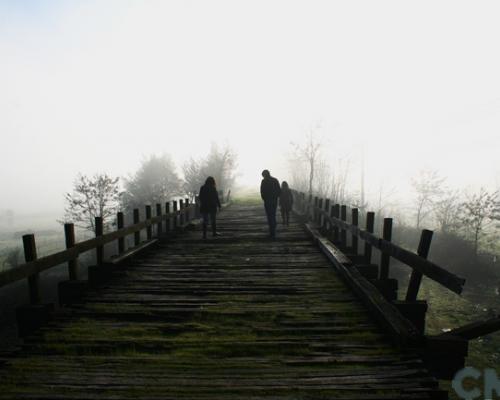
405;230;433;301
437;315;500;340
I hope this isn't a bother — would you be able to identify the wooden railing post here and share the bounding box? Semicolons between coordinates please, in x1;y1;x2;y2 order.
195;196;200;218
172;201;178;230
133;209;140;246
364;212;375;263
165;202;171;233
351;208;359;254
313;197;318;223
379;218;393;280
406;230;433;301
117;212;125;254
340;205;347;248
64;223;78;280
332;204;340;243
156;204;162;237
323;199;330;231
179;199;185;226
185;198;190;223
318;198;323;226
145;205;152;240
23;234;40;305
95;217;103;266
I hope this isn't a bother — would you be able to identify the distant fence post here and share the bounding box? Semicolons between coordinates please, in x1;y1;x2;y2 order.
351;208;359;254
379;218;393;280
156;204;162;237
23;234;40;305
340;205;347;247
64;223;78;280
145;205;152;240
165;202;170;233
172;201;178;230
185;198;190;223
195;196;200;218
133;209;140;246
117;212;125;254
95;217;103;266
323;199;330;231
179;199;184;226
318;198;323;226
364;212;375;263
332;204;340;243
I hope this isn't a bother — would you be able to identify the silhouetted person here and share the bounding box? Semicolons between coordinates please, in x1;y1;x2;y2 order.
199;176;221;239
279;181;293;226
260;170;281;238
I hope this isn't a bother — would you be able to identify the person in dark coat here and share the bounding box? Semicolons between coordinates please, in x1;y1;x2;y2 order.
199;176;221;239
260;170;281;238
279;181;293;226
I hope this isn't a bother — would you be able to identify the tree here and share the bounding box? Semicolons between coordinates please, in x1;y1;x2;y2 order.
291;127;323;197
181;144;237;200
2;247;21;270
410;169;446;229
460;188;500;255
62;173;121;233
122;154;182;211
434;190;461;233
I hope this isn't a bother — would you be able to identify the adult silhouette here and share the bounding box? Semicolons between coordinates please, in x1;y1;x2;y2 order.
260;170;281;239
199;176;221;239
279;181;293;226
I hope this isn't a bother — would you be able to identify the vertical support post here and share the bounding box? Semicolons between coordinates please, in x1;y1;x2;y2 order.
172;201;178;230
145;205;152;240
323;199;330;230
165;202;171;233
117;212;125;254
185;198;190;223
318;198;323;225
23;234;40;305
340;205;347;248
351;208;359;254
364;212;375;263
95;217;103;266
64;223;78;280
179;199;184;226
195;196;200;218
133;208;140;246
156;204;162;237
313;197;318;223
379;218;393;280
332;204;340;242
406;230;433;301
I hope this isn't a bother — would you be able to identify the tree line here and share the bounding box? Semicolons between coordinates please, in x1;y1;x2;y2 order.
62;144;237;234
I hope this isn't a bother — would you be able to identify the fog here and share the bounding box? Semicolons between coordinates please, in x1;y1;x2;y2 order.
1;0;499;216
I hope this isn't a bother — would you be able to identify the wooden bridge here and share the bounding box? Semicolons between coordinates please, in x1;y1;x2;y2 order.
0;193;499;399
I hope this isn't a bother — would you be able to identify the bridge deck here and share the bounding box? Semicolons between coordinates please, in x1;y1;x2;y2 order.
0;204;442;399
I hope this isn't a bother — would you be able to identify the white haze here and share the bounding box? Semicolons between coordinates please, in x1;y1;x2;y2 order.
1;0;499;215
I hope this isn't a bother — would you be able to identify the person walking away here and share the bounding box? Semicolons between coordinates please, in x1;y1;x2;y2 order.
260;170;281;238
199;176;221;239
279;181;293;226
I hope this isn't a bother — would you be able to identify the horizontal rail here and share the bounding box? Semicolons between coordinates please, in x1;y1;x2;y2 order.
315;207;465;294
0;205;196;289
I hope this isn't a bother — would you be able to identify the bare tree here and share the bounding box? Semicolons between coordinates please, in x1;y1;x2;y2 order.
122;154;182;211
411;169;446;229
183;157;204;202
434;190;461;233
291;127;323;197
62;173;121;233
460;188;500;255
203;144;238;193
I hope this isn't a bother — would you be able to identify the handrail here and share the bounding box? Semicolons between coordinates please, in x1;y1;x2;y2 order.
293;190;465;295
0;203;197;289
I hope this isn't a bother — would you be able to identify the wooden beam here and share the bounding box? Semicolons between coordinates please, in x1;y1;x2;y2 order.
364;212;375;263
23;234;40;305
406;230;433;301
64;223;78;280
437;315;500;340
379;218;392;280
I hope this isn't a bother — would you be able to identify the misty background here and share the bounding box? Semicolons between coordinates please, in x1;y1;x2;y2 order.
1;0;499;217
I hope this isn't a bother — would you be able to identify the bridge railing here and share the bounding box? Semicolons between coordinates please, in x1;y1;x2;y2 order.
0;198;199;307
292;190;465;296
292;189;500;379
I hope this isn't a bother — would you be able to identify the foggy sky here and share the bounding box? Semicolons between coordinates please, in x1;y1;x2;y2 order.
1;0;499;214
